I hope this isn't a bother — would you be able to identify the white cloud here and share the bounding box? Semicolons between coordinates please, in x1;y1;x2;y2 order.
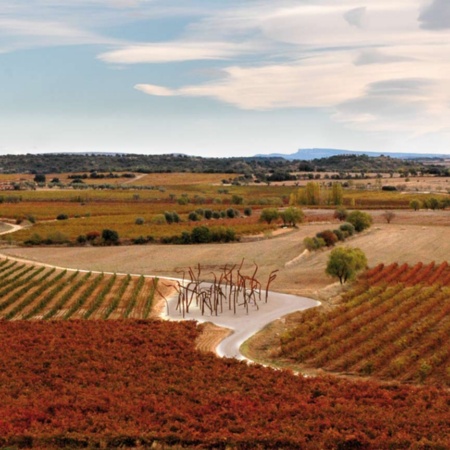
98;41;249;64
135;84;177;96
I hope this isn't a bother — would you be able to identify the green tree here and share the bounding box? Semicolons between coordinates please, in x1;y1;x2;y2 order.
409;199;421;211
280;207;304;227
326;247;367;284
260;208;279;224
304;181;321;205
347;210;373;232
330;182;344;205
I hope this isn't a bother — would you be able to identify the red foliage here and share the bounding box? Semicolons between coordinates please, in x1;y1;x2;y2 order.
0;320;449;449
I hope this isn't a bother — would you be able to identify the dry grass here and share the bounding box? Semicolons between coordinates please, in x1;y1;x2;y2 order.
2;211;448;298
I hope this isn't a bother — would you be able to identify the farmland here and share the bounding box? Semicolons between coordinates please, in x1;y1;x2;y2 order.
0;258;165;320
0;169;449;448
277;262;450;386
0;320;449;449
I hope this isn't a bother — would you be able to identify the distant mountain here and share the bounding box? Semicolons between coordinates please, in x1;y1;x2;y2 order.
256;148;450;161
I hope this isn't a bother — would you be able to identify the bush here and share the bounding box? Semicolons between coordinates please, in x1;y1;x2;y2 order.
132;236;148;245
86;231;100;241
231;195;244;205
316;230;338;247
260;208;279;224
151;214;166;224
303;237;326;251
24;233;43;245
333;229;345;241
333;207;348;222
204;209;213;220
190;226;211;244
102;229;119;244
76;235;87;244
188;211;200;221
210;226;237;243
347;211;372;232
56;214;69;220
339;222;355;236
135;217;145;225
244;207;252;216
382;186;398;191
212;211;221;219
45;231;69;245
226;208;238;219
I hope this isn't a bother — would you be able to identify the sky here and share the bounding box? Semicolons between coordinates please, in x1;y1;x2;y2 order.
1;0;450;158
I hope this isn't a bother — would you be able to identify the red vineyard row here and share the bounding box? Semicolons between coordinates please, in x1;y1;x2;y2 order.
0;320;449;449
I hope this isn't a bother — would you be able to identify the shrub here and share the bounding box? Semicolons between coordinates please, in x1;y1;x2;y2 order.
260;208;279;224
333;229;345;241
188;212;200;221
280;207;304;227
316;230;338;247
56;214;69;220
231;194;244;205
102;229;119;244
382;185;398;191
347;210;372;232
151;214;166;224
135;217;145;225
226;208;238;219
212;211;221;219
76;235;87;244
339;222;355;236
410;199;421;211
333;207;348;222
210;226;237;243
204;209;213;220
133;236;148;245
86;231;100;241
190;226;211;244
303;237;326;251
244;207;252;216
45;231;69;245
24;233;43;245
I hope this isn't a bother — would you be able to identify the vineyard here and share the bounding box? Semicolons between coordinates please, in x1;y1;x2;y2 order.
279;261;450;385
0;258;163;320
0;320;449;449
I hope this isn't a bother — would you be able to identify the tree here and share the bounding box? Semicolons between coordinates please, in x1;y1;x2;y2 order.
102;229;119;244
260;208;279;224
347;210;372;232
330;182;344;205
333;207;348;222
33;174;46;183
326;247;367;284
280;207;304;227
382;211;396;224
409;199;421;211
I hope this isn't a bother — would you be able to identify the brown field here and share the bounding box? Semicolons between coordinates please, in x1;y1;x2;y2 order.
2;210;448;298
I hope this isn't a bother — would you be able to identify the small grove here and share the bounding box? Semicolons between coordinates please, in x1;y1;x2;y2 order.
278;261;450;386
0;320;449;449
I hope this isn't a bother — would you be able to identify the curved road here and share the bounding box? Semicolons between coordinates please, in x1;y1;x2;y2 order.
0;221;320;361
162;290;320;360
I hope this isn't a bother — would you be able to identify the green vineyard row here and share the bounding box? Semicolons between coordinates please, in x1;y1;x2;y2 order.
0;258;160;321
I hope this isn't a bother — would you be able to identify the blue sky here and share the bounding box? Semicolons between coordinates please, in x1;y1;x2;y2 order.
1;0;450;157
